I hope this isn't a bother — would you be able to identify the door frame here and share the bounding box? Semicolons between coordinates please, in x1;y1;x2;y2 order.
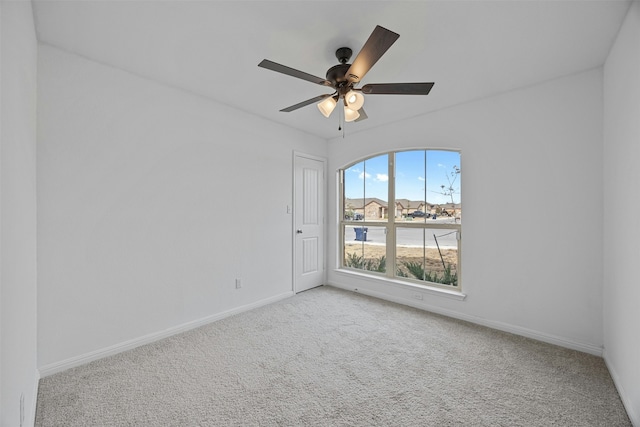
292;151;327;293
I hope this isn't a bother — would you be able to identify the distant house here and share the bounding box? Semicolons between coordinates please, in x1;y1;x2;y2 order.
344;198;389;219
345;197;460;220
437;203;462;218
395;199;434;217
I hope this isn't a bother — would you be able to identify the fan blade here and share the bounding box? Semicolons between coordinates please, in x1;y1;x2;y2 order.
354;108;368;122
280;94;332;112
361;82;434;95
259;59;332;87
346;26;400;84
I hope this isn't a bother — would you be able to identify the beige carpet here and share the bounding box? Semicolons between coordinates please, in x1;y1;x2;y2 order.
35;286;630;426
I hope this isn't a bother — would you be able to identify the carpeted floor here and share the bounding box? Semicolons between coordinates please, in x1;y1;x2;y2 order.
35;286;631;426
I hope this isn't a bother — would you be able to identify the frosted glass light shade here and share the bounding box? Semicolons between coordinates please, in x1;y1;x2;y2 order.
345;90;365;111
344;106;360;122
317;97;337;118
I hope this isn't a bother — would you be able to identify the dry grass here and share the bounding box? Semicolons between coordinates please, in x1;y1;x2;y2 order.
344;243;458;274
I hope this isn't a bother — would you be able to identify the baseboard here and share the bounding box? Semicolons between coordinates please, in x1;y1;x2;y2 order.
327;282;603;356
603;349;639;426
39;291;294;378
28;369;41;427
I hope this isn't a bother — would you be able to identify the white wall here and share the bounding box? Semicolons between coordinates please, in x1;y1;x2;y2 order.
37;45;327;371
603;1;640;424
328;69;604;355
0;1;39;426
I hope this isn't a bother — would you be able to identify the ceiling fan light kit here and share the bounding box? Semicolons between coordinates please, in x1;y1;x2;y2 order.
317;96;338;117
345;90;365;111
344;105;360;122
258;25;434;129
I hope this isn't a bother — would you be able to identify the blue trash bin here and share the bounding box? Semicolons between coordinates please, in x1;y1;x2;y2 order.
354;227;368;241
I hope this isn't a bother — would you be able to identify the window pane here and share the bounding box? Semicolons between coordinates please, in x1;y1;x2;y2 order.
344;161;364;220
343;225;387;273
344;155;389;222
395;150;461;224
395;227;458;286
428;150;461;224
395;150;427;223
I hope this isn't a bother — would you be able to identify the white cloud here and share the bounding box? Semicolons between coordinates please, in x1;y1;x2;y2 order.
418;176;425;181
437;163;446;168
376;173;389;182
359;172;371;180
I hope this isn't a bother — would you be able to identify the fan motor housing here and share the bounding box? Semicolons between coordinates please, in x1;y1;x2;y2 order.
326;63;351;87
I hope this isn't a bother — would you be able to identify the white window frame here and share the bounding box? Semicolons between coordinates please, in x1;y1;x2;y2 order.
339;150;462;292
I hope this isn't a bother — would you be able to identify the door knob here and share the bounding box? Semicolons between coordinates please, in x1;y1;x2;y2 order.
296;229;303;234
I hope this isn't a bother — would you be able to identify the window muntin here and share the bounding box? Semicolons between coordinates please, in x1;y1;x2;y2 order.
340;150;461;290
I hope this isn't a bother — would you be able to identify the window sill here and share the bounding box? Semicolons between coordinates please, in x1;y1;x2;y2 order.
332;269;467;301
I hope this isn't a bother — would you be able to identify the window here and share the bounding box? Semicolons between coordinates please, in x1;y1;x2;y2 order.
340;150;461;291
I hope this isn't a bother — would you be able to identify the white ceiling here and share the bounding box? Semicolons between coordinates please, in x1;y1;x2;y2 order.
32;0;631;140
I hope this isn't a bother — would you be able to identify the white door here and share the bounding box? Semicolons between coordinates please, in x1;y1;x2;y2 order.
294;154;325;293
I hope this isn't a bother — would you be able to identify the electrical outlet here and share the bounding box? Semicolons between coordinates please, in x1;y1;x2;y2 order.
235;278;242;289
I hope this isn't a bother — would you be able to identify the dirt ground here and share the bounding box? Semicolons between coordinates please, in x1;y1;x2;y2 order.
344;243;458;274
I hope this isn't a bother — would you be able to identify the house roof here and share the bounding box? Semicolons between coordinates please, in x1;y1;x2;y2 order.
395;199;433;209
346;198;442;210
345;198;389;209
440;203;462;209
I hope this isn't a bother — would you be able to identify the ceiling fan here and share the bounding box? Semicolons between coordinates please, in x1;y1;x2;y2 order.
258;25;434;124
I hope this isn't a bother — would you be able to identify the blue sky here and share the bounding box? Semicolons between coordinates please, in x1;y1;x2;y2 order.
345;150;461;205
